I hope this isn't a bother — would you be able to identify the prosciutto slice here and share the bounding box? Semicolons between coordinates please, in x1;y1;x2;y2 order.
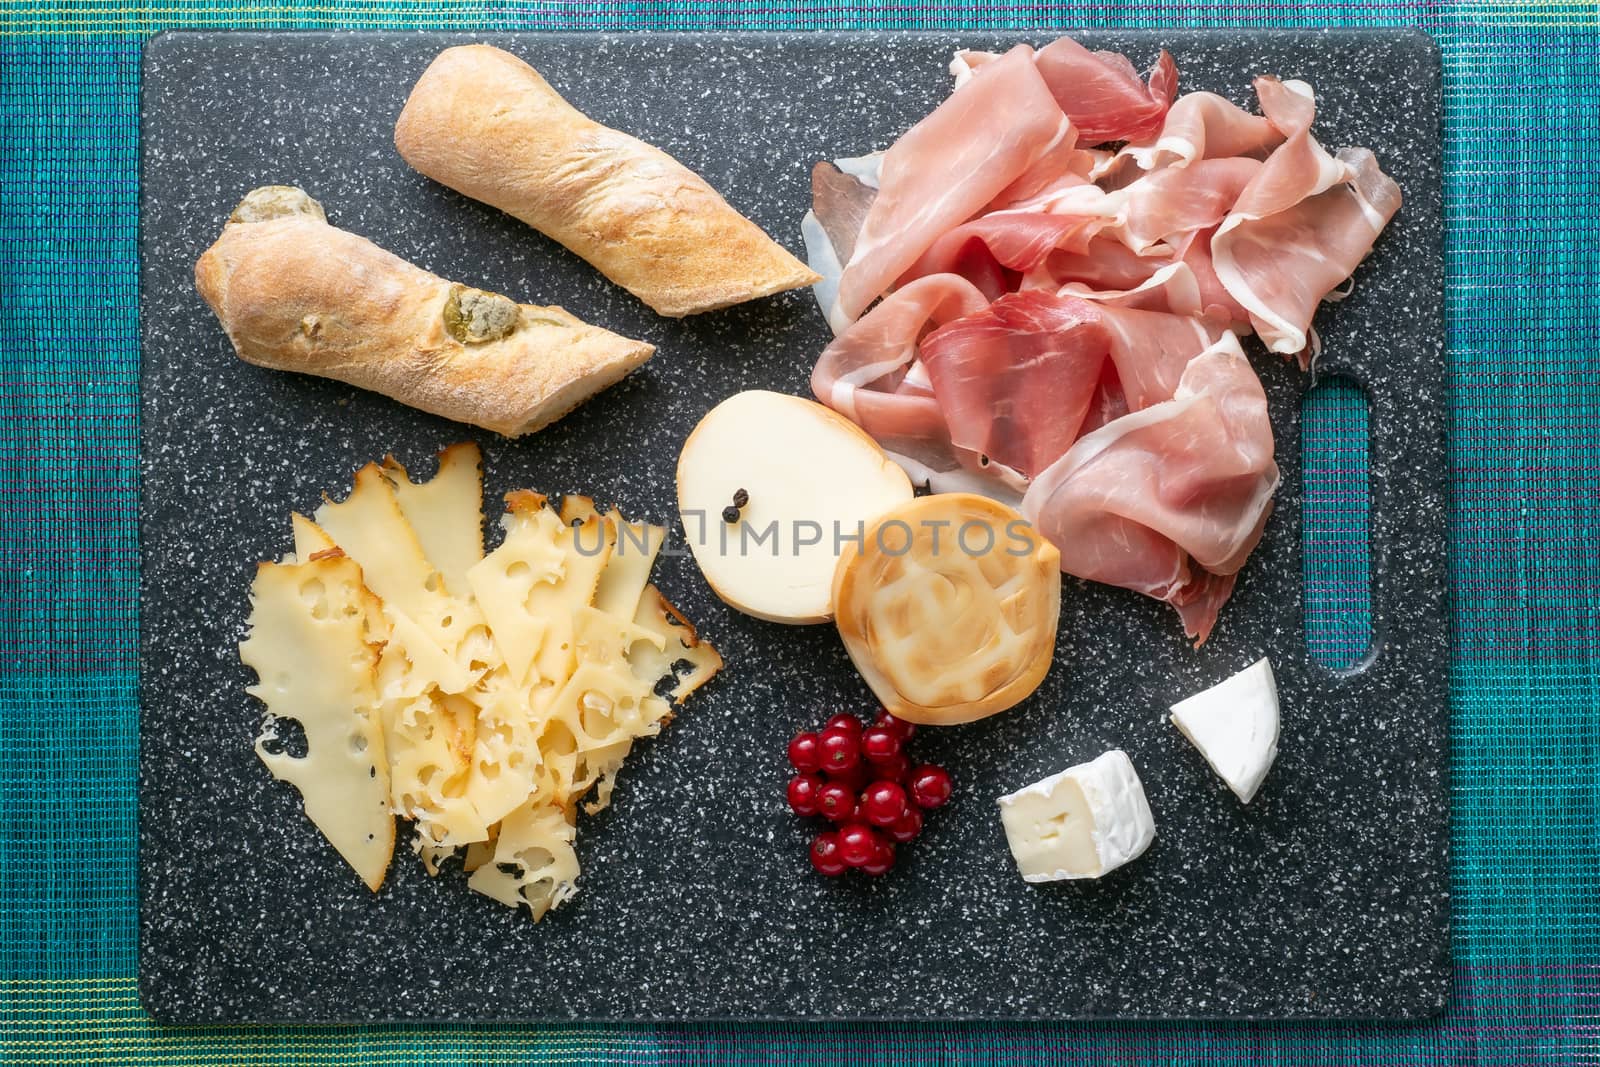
956;39;1180;145
1175;225;1253;327
919;291;1112;478
806;34;1400;643
1032;36;1180;144
1121;90;1284;171
810;161;878;266
1020;333;1280;645
1115;156;1262;253
1211;79;1403;352
898;212;1106;292
831;45;1073;329
811;274;996;485
1059;261;1204;318
1096;304;1220;411
1024;236;1174;292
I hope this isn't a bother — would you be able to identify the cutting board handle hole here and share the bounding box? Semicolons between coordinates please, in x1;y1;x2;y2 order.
1300;377;1374;671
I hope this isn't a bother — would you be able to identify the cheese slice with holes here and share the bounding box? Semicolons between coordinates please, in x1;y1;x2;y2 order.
385;610;478;697
997;749;1155;882
528;511;615;691
240;556;394;892
466;495;568;685
466;802;581;921
461;503;628;838
317;462;489;688
382;443;484;597
315;464;442;619
1170;657;1279;804
561;497;666;619
291;512;337;562
631;585;724;703
463;665;545;827
379;685;488;847
249;452;724;918
537;659;663;808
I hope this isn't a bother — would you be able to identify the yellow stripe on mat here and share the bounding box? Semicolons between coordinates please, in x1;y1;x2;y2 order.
0;979;660;1066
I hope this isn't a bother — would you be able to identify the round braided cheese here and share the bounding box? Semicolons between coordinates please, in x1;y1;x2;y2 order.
832;494;1061;725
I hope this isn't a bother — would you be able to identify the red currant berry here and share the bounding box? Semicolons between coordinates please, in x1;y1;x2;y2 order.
816;781;859;823
860;726;902;765
860;780;909;827
885;806;924;844
861;840;896;876
787;732;821;773
818;727;861;775
837;823;880;868
909;764;954;809
874;709;916;740
809;832;847;876
874;752;911;785
825;713;862;737
787;773;823;817
827;763;869;794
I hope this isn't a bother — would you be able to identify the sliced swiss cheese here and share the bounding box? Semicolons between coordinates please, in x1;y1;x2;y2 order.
382;443;485;597
459;500;632;834
467;801;581;921
560;497;666;619
462;665;545;828
315;464;441;619
631;584;724;703
466;495;568;686
379;685;489;847
290;512;337;561
536;659;663;810
317;462;491;690
528;510;615;692
240;556;394;892
251;451;724;920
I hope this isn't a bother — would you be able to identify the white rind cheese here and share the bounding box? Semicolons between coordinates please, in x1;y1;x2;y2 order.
240;556;395;892
1169;657;1280;804
997;749;1156;882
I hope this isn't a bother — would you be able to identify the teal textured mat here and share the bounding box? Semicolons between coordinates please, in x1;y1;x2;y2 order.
2;1;1598;1062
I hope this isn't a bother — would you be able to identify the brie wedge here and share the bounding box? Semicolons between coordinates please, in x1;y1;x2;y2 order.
997;749;1155;882
1169;657;1279;804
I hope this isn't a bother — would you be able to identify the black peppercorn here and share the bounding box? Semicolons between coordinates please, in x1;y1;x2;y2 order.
732;487;749;508
722;505;741;524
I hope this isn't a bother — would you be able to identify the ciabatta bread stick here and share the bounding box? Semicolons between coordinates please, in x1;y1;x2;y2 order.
394;45;820;318
194;186;654;437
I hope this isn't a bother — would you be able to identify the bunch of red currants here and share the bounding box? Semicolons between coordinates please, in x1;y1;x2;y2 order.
787;710;953;877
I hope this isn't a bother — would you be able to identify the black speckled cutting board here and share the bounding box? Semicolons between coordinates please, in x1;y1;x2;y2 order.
138;29;1447;1023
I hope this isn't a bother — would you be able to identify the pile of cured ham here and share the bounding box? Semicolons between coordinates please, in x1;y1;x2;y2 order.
803;35;1401;646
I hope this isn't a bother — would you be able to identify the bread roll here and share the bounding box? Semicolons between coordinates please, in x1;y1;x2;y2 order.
194;186;653;437
394;45;820;318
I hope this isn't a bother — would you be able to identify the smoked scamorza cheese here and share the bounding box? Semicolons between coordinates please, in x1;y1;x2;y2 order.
238;442;721;915
831;493;1061;725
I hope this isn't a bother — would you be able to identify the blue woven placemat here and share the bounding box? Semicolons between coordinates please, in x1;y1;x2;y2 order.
2;1;1597;1062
